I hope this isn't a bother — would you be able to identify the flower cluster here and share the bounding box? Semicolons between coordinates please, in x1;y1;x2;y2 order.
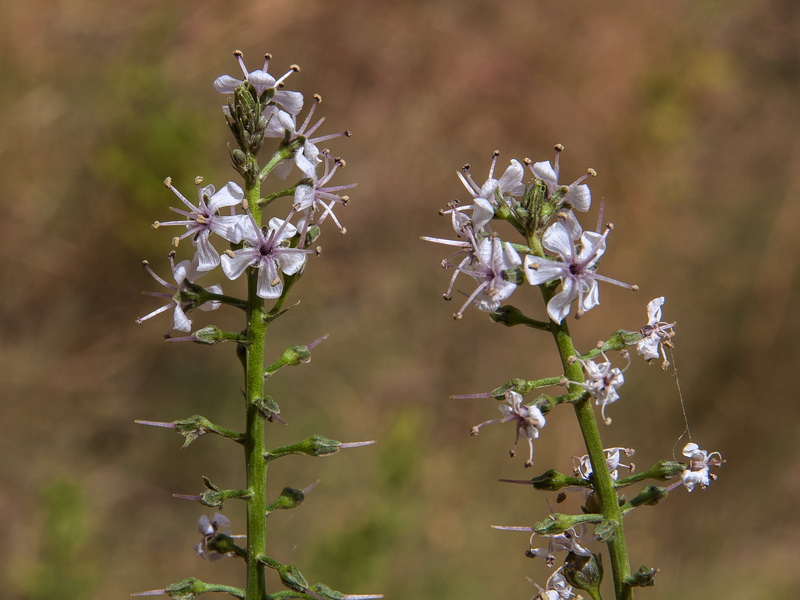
137;51;354;333
423;147;637;322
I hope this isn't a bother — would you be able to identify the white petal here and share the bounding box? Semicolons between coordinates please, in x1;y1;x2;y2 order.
193;233;221;272
256;261;282;298
274;90;304;115
533;160;557;185
221;251;255;280
213;75;242;94
542;222;575;260
207;182;244;212
646;297;666;325
172;304;192;332
278;251;306;276
524;255;565;285
567;184;591;212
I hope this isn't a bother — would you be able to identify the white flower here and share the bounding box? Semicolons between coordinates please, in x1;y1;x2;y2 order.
267;97;351;180
681;442;723;492
153;177;252;272
532;568;576;600
637;297;676;369
213;50;303;115
423;234;521;319
524;222;636;323
136;254;222;332
575;352;629;424
527;528;591;566
195;513;234;562
293;152;356;243
220;215;315;299
457;152;526;208
574;447;635;481
470;390;545;467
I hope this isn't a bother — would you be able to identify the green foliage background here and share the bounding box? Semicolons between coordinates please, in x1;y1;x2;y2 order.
2;0;799;598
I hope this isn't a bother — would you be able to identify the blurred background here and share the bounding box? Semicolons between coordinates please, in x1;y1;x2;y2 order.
2;0;799;598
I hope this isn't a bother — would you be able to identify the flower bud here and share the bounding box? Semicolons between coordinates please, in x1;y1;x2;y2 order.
627;485;668;507
266;486;307;513
530;469;577;491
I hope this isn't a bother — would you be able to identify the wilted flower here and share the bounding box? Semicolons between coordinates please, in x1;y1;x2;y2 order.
637;296;676;369
471;390;545;467
573;447;635;481
574;352;629;424
195;513;234;562
526;528;592;567
531;568;576;600
524;222;636;323
680;442;723;492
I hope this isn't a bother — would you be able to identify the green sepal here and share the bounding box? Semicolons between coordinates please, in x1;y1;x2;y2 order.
265;486;307;514
563;551;604;600
623;485;668;510
258;556;309;593
207;533;247;559
254;395;281;418
193;477;252;508
529;469;589;491
578;329;644;360
490;305;551;330
156;577;245;600
490;377;564;398
172;415;243;448
626;565;658;588
264;434;342;462
265;345;313;377
192;325;249;345
533;512;601;536
615;460;684;488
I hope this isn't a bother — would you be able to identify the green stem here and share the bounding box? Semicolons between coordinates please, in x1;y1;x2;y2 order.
540;287;633;600
244;175;268;600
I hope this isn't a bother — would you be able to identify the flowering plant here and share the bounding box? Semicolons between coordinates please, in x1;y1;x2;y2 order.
425;146;723;600
134;50;380;600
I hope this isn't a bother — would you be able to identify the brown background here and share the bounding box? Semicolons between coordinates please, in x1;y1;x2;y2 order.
2;0;799;598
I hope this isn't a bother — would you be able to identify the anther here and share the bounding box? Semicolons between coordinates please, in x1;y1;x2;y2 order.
233;50;244;58
152;221;161;229
587;168;597;177
194;176;204;185
315;246;322;255
289;64;300;72
462;163;471;172
492;149;500;157
554;143;564;152
339;227;347;235
163;177;172;188
523;157;532;165
313;93;322;103
453;312;463;320
263;52;272;61
171;237;180;247
141;260;149;268
341;195;350;205
631;285;640;292
224;249;235;258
